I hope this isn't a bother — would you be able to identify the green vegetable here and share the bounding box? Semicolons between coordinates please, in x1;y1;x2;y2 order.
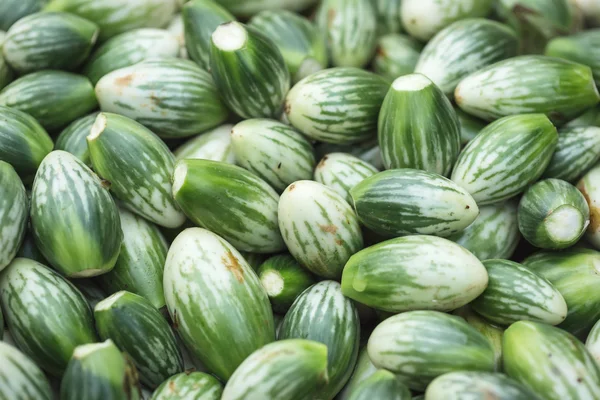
577;163;600;249
0;341;53;400
150;372;223;400
348;370;411;400
0;0;45;31
0;161;28;271
543;126;600;183
374;0;403;35
54;112;98;167
337;347;378;400
373;34;422;81
173;124;235;164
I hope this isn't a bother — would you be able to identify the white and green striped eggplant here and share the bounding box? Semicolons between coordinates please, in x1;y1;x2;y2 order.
546;30;600;85
503;321;600;399
425;372;542;400
373;34;422;81
348;370;411;400
587;319;600;366
578;163;600;249
451;114;558;205
31;151;122;277
415;19;518;96
279;281;360;399
54;112;98;168
182;0;234;69
518;178;590;249
87;113;186;229
256;254;316;314
174;124;235;164
524;248;600;337
83;28;180;85
231;118;316;192
378;74;461;175
471;259;567;326
45;0;176;41
95;58;228;138
0;341;53;400
341;235;488;312
214;0;318;18
0;162;27;271
350;169;478;237
249;10;327;83
163;228;275;380
0;71;97;133
285;68;389;144
210;21;289;119
96;207;168;309
167;13;186;58
454;306;504;371
0;0;45;31
314;152;378;204
368;311;495;391
95;291;183;388
172;159;284;253
278;180;363;279
315;0;377;68
375;0;403;35
60;340;141;400
2;11;98;74
315;138;383;170
337;347;378;400
544;126;600;183
455;56;600;125
456;107;486;145
151;372;223;400
447;201;520;261
221;339;328;400
0;258;97;376
401;0;494;41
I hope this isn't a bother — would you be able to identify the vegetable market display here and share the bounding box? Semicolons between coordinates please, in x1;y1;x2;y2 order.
2;0;600;399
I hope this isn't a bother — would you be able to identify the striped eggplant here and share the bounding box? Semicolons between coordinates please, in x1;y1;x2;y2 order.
415;19;518;96
2;11;98;74
378;74;461;175
315;0;377;68
373;34;422;81
401;0;494;41
60;340;141;400
44;0;176;41
454;306;504;371
348;370;411;400
456;107;486;145
54;112;98;167
95;291;183;388
367;311;495;390
0;258;97;376
166;14;186;58
350;169;478;237
0;341;53;400
375;0;403;35
31;150;122;277
471;259;567;326
451;114;558;205
0;0;45;31
214;0;318;18
285;68;389;144
249;10;327;83
278;180;363;278
174;124;235;164
425;372;542;400
587;319;600;366
172;159;284;253
221;339;328;400
279;281;360;399
577;163;600;249
447;201;520;261
163;228;275;380
455;56;600;125
87;112;186;229
0;161;27;271
210;21;289;119
96;207;168;309
151;372;223;400
316;138;383;170
337;347;378;400
341;235;488;312
546;30;600;85
314;153;378;204
518;178;590;249
95;58;228;138
72;278;106;309
231;118;316;192
503;321;600;399
182;0;235;70
83;28;180;85
256;254;316;314
544;127;600;183
524;248;600;337
567;105;600;128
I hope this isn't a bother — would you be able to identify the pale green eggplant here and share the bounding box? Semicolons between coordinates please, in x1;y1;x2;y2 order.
0;161;28;271
173;124;235;164
543;126;600;183
375;0;403;35
586;318;600;366
454;306;504;371
0;0;46;31
348;370;411;400
546;29;600;85
373;34;422;81
425;372;542;400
